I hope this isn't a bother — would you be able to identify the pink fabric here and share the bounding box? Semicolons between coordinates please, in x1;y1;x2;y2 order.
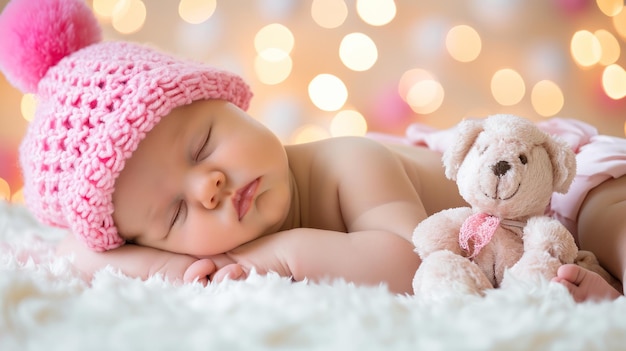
547;133;626;239
403;117;626;240
459;213;500;258
0;0;253;251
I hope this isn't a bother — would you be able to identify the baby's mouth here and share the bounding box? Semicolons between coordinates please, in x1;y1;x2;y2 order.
233;178;260;220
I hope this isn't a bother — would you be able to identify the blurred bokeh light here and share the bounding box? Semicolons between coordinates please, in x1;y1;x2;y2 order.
111;0;146;34
356;0;396;26
603;64;626;99
308;74;349;111
531;80;565;117
446;25;482;63
340;32;378;71
178;0;216;24
20;94;36;122
491;69;526;106
311;0;348;28
571;30;602;67
0;178;9;201
1;0;625;203
330;110;368;137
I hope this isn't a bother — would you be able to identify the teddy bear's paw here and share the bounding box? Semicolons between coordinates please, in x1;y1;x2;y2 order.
502;252;562;287
412;207;472;258
522;216;578;264
413;250;493;299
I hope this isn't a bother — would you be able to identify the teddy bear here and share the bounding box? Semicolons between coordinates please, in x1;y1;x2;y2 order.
412;114;579;297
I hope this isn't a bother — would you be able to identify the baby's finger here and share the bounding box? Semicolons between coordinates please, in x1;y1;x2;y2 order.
211;263;247;283
183;258;217;285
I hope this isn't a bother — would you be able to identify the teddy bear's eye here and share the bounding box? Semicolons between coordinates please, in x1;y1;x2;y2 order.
519;154;528;165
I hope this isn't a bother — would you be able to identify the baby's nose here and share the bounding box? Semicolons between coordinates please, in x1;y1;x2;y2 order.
188;169;226;210
492;160;510;177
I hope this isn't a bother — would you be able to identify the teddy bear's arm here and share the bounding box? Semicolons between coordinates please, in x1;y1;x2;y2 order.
502;216;578;286
412;207;474;260
523;216;578;264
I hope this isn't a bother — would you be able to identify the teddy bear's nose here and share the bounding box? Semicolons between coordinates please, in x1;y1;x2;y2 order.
492;160;511;177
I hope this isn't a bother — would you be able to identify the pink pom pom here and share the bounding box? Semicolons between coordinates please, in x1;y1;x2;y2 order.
0;0;101;93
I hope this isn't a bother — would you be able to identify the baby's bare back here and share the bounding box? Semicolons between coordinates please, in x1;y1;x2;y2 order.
384;142;468;216
284;138;467;236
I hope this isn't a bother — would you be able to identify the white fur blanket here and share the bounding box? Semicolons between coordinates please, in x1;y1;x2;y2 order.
1;200;625;351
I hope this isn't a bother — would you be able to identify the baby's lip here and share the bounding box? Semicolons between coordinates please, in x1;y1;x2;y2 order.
233;178;260;220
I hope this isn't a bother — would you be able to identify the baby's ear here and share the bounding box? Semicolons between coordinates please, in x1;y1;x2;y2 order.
442;119;483;180
543;136;576;194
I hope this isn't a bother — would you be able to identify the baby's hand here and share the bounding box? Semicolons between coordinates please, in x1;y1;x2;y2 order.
183;231;296;285
183;255;249;285
224;231;294;278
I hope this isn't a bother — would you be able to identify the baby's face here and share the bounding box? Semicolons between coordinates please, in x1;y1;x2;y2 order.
112;100;292;256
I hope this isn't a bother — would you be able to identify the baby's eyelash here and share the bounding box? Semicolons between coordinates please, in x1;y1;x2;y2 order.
170;201;183;229
194;130;211;161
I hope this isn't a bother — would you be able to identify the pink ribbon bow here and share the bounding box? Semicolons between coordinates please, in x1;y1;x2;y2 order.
459;213;500;258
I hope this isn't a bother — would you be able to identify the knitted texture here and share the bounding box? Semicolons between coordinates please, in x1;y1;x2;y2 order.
0;0;253;251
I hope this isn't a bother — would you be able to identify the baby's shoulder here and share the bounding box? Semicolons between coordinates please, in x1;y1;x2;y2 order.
286;137;395;168
285;136;446;176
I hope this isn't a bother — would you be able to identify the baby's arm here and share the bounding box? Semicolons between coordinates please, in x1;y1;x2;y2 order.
286;229;419;294
57;233;227;284
226;227;419;294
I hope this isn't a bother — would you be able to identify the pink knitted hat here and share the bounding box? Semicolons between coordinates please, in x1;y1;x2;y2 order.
0;0;253;251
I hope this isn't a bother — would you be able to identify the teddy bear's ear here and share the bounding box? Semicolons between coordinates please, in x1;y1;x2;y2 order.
442;119;484;180
543;136;576;194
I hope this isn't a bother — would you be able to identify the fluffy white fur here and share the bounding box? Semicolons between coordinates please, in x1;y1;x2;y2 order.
1;200;626;351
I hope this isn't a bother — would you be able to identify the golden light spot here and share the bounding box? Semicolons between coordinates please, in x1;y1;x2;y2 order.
0;178;9;201
311;0;348;29
356;0;396;26
254;54;292;85
11;188;24;204
613;9;626;39
308;74;348;111
571;30;602;67
290;124;330;144
531;80;564;117
595;29;621;65
112;0;146;34
178;0;217;24
602;64;626;99
446;25;482;62
93;0;117;20
491;68;525;106
406;79;445;115
597;0;623;16
20;93;37;122
398;69;435;102
330;110;368;136
254;23;294;60
339;33;378;71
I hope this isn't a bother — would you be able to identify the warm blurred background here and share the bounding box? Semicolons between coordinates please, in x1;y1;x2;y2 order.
1;0;625;202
